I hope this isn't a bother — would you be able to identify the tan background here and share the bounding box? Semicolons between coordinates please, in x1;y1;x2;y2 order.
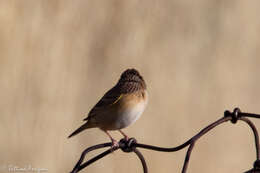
0;0;260;173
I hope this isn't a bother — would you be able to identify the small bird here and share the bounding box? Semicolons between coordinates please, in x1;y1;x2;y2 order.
68;68;148;147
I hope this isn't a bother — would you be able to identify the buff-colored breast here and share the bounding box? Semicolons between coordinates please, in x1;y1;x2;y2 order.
95;90;148;130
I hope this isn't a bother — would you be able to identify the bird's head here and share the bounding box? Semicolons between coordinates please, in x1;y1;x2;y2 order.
117;68;146;92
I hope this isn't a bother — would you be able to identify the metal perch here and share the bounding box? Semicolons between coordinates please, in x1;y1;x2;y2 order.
70;108;260;173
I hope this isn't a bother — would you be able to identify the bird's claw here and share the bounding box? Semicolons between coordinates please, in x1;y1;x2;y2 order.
110;139;119;151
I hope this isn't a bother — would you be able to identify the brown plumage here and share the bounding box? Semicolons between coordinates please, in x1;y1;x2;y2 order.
68;68;148;147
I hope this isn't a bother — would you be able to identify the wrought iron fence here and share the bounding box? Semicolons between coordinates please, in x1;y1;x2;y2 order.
70;108;260;173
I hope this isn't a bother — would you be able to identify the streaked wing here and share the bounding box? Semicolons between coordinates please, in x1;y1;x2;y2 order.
83;86;122;121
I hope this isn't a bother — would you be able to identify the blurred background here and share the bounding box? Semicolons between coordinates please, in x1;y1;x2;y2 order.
0;0;260;172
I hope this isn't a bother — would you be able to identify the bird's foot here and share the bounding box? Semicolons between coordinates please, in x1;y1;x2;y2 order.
124;136;129;141
118;130;129;141
111;139;119;149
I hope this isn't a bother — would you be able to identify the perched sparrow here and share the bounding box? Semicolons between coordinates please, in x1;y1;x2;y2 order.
68;68;148;147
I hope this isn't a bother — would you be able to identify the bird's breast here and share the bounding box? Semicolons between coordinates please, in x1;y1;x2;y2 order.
116;91;148;129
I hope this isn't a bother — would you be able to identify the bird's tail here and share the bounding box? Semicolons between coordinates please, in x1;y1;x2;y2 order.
68;122;93;138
